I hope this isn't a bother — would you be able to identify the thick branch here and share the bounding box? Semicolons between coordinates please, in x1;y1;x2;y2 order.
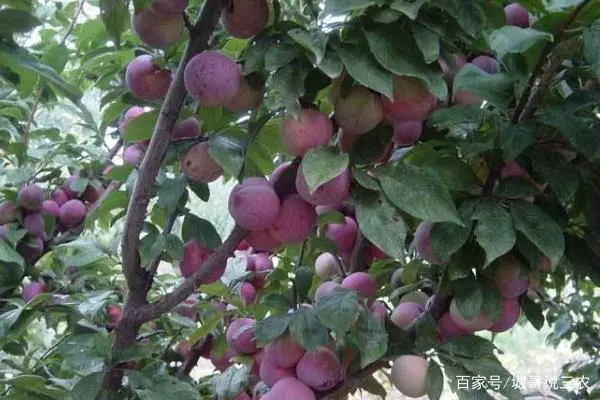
120;0;224;294
177;335;214;377
139;225;247;321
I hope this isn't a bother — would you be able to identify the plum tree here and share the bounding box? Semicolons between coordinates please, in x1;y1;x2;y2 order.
390;355;429;397
390;301;425;330
59;200;86;229
184;51;241;106
18;184;44;212
180;142;223;182
324;217;357;252
229;177;280;231
314;252;341;280
222;0;269;38
295;347;342;391
125;55;172;100
334;85;383;135
226;318;258;354
505;2;530;27
269;195;316;244
264;333;305;369
295;167;350;206
132;7;183;49
341;272;377;298
262;377;315;400
280;109;333;156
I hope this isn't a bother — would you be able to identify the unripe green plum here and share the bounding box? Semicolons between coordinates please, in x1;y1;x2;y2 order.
210;346;237;371
17;235;44;263
280;109;333;156
125;55;172;101
18;184;44;212
223;77;263;113
392;119;422;146
264;333;305;368
494;254;530;299
172;117;202;139
437;312;467;341
222;0;269;39
0;201;15;224
413;221;447;264
341;272;377;298
123;145;145;166
314;252;341;280
399;291;429;306
132;7;182;49
180;142;223;183
151;0;188;15
23;213;45;236
22;281;46;302
179;240;225;283
390;301;424;330
229;177;281;231
505;3;529;28
325;217;357;252
381;76;437;122
184;51;241;106
227;317;258;354
240;282;257;305
370;301;388;325
262;377;315;400
334;85;383;135
449;299;493;331
59;200;86;229
259;357;296;387
295;167;350;206
314;281;340;303
269;195;316;244
488;299;521;333
245;228;281;252
296;347;342;392
390;355;429;397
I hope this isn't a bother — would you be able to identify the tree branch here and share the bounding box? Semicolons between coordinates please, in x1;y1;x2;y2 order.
105;139;123;165
316;360;390;400
177;335;214;377
139;225;247;321
349;231;366;273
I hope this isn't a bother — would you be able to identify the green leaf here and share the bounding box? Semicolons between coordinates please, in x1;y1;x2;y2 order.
390;0;427;19
427;105;494;130
105;165;134;182
426;360;444;400
510;202;564;269
480;281;503;323
294;266;314;304
316;287;360;337
412;24;440;64
211;365;250;399
181;213;222;250
377;165;462;224
473;201;516;267
99;0;129;46
300;147;349;194
264;41;300;72
530;150;579;205
488;26;553;61
0;307;23;339
270;63;304;114
494;177;540;199
324;0;376;15
317;47;343;78
431;0;484;38
0;240;24;268
412;155;480;193
208;135;245;178
0;9;40;35
354;190;407;260
348;309;388;368
338;43;393;99
156;174;187;215
363;24;447;100
71;372;104;399
255;314;292;347
536;109;600;160
439;335;497;359
289;307;329;351
521;295;544;330
288;29;328;64
123;110;158;143
583;22;600;79
453;278;482;320
188;181;210;202
453;65;515;109
359;375;388;399
499;124;536;160
430;222;471;262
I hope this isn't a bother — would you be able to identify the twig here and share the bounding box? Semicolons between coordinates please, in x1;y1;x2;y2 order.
146;210;180;278
105;139;123;165
349;231;366;273
316;360;390;400
87;181;122;217
177;335;214;377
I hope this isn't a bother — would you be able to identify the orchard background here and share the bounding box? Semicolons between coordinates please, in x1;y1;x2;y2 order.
1;0;600;399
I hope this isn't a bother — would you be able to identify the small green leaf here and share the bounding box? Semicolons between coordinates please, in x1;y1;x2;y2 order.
0;240;24;268
71;372;104;399
324;0;376;15
123;110;159;143
347;309;388;368
390;0;427;19
354;190;407;261
338;43;393;99
289;307;329;351
269;64;304;114
439;335;497;359
488;26;553;61
211;365;249;400
288;29;328;64
473;201;516;267
99;0;129;46
430;221;472;262
255;314;292;347
105;165;135;182
430;0;484;38
426;360;444;400
521;295;544;330
316;287;360;337
301;147;349;194
536;109;600;160
530;150;579;205
0;307;23;339
584;22;600;80
494;177;540;199
499;124;536;160
453;278;482;320
294;266;314;304
412;24;440;64
188;181;210;202
208;135;245;178
359;375;388;398
510;202;564;269
0;9;40;35
453;65;515;109
181;213;222;250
